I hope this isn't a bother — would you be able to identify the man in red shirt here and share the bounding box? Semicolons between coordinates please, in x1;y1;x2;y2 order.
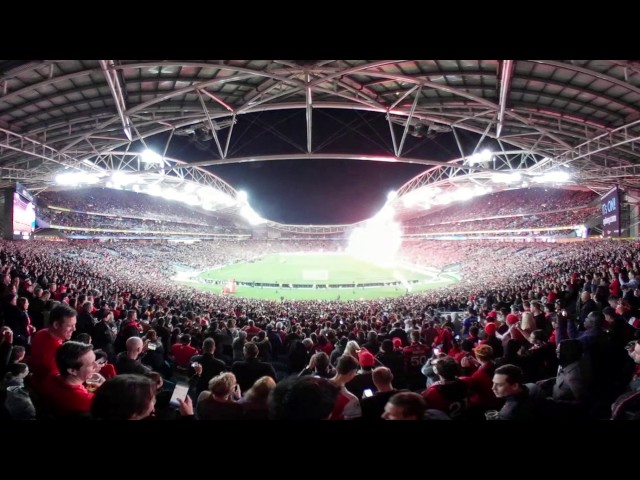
171;334;199;368
41;341;101;417
29;304;77;394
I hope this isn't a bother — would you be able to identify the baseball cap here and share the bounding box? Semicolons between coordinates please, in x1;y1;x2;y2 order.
392;337;403;349
506;314;519;325
358;350;376;368
484;323;497;336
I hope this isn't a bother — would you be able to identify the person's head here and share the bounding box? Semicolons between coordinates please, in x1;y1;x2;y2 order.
56;341;97;383
357;350;376;370
17;296;28;311
5;362;29;381
492;364;524;398
584;311;604;331
473;344;494;363
202;337;216;354
94;349;108;368
243;341;259;359
557;339;583;367
82;301;93;314
126;336;144;357
581;290;591;302
76;332;92;345
313;352;330;372
180;334;191;346
434;356;461;381
268;375;340;420
145;329;157;343
208;372;237;398
127;309;137;321
244;376;276;403
382;392;427;420
521;312;536;331
372;366;393;390
49;304;77;340
9;345;26;364
380;339;394;353
530;329;547;345
344;340;360;358
335;354;359;381
144;371;164;391
91;374;157;420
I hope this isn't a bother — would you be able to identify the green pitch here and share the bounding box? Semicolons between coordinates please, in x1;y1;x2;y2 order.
178;253;460;300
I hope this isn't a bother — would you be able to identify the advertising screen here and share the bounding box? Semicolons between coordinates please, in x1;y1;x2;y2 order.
12;192;36;237
601;187;621;237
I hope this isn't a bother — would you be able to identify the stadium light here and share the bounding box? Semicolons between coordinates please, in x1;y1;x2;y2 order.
240;204;266;225
140;149;163;164
491;172;521;184
387;190;397;202
55;172;101;186
467;149;493;166
237;190;248;203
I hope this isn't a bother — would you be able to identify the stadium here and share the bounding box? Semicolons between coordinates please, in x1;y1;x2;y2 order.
0;60;640;421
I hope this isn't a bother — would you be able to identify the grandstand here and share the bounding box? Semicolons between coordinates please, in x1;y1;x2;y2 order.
1;60;640;421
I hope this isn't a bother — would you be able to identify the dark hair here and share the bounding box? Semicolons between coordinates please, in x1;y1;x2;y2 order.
268;375;340;420
50;304;77;326
313;352;330;372
56;341;94;377
336;354;359;375
76;333;92;344
494;364;524;386
387;392;427;419
243;341;259;359
434;357;461;381
9;345;26;363
6;362;28;377
91;374;157;420
557;339;583;367
380;339;394;353
94;349;108;363
202;337;215;353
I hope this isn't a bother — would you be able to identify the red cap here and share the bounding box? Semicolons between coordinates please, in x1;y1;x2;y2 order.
358;350;376;368
392;337;403;349
484;323;497;336
506;314;519;325
487;311;497;320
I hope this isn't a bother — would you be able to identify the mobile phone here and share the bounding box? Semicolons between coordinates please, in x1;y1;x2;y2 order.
169;382;189;407
363;388;373;398
147;343;157;351
433;348;441;356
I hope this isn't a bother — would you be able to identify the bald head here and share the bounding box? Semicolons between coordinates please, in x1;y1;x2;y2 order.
126;336;143;355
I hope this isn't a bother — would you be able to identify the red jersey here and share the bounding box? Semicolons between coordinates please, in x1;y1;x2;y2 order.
171;343;199;368
403;342;430;372
29;328;63;393
41;375;94;416
421;378;472;419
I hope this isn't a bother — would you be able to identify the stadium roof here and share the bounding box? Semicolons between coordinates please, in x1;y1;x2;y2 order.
1;60;639;227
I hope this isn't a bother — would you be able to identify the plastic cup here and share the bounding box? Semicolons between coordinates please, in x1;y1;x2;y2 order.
484;410;499;420
86;373;103;393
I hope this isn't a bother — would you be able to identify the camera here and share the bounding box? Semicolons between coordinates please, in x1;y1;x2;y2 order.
147;343;156;351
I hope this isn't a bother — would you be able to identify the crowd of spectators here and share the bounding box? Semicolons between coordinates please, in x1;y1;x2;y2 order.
405;188;598;232
37;188;243;236
1;234;639;420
